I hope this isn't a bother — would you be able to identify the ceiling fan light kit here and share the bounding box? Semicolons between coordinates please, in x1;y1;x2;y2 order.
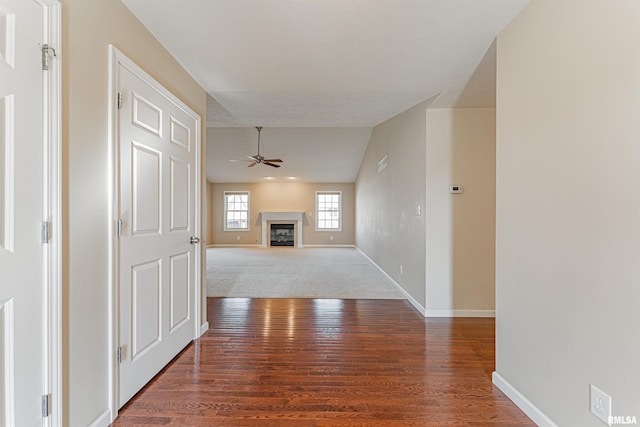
230;126;283;169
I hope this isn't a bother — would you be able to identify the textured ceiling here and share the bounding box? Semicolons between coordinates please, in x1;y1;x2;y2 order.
122;0;527;127
121;0;527;182
206;127;372;183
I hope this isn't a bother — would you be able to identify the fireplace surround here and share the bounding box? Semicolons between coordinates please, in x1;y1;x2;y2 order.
260;212;304;248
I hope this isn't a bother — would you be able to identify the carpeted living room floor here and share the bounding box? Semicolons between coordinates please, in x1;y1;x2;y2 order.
206;247;406;299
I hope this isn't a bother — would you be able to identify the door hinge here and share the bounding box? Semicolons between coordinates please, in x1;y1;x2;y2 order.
41;221;50;244
117;92;123;110
116;219;123;237
117;346;122;364
42;394;50;418
41;44;57;71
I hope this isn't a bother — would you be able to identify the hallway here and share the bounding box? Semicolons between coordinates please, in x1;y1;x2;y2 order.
111;298;533;426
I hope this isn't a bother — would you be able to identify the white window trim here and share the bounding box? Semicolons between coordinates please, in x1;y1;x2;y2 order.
315;191;342;232
223;191;251;231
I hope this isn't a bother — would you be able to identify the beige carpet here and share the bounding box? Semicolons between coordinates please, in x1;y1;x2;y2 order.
206;247;406;299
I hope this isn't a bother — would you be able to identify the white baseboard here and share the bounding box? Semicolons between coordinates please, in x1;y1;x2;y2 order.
427;309;495;318
302;244;356;248
199;321;209;336
88;409;112;427
208;244;261;248
355;247;427;316
492;372;557;427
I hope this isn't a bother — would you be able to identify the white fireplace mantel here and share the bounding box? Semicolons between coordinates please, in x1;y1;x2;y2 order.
260;212;304;248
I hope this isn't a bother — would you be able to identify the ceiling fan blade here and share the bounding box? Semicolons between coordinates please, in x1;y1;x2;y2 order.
230;127;282;171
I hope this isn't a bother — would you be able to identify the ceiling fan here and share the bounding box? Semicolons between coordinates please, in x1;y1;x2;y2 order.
230;126;283;168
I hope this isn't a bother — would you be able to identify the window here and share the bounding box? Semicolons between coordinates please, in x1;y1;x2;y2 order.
224;191;249;231
316;191;341;231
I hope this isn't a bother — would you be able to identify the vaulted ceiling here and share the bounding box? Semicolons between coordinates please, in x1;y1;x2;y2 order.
122;0;528;182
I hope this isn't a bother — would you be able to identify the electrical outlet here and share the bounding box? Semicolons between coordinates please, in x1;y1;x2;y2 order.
400;265;404;275
236;235;240;241
330;235;334;241
416;204;421;216
590;385;612;425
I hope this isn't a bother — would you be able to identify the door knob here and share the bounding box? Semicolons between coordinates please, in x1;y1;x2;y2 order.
190;236;200;245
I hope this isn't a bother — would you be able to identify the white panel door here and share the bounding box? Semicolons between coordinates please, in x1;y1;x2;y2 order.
117;61;199;407
0;0;45;426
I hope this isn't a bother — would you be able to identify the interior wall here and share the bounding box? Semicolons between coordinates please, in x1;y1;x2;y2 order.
210;182;355;246
496;0;640;425
62;0;206;425
355;101;428;309
425;108;496;315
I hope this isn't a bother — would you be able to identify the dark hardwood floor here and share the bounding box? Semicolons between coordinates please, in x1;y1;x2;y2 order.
111;298;534;426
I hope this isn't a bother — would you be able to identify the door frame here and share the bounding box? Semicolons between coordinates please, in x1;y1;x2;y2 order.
37;1;62;426
107;46;203;421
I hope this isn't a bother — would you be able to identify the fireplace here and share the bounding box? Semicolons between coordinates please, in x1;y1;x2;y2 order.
270;224;294;246
260;212;303;248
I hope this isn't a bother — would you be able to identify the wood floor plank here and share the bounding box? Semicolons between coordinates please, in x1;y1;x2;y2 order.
110;298;534;426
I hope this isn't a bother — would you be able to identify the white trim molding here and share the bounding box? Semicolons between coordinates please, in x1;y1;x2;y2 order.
87;409;112;427
492;372;557;427
208;244;262;248
199;322;209;337
355;247;427;316
37;1;62;426
426;309;495;318
303;244;355;248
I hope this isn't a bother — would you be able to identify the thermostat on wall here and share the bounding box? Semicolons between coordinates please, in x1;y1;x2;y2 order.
449;185;464;194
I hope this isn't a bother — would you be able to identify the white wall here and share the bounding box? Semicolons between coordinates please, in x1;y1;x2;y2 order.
62;0;207;425
355;102;428;308
495;0;640;425
426;108;496;316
